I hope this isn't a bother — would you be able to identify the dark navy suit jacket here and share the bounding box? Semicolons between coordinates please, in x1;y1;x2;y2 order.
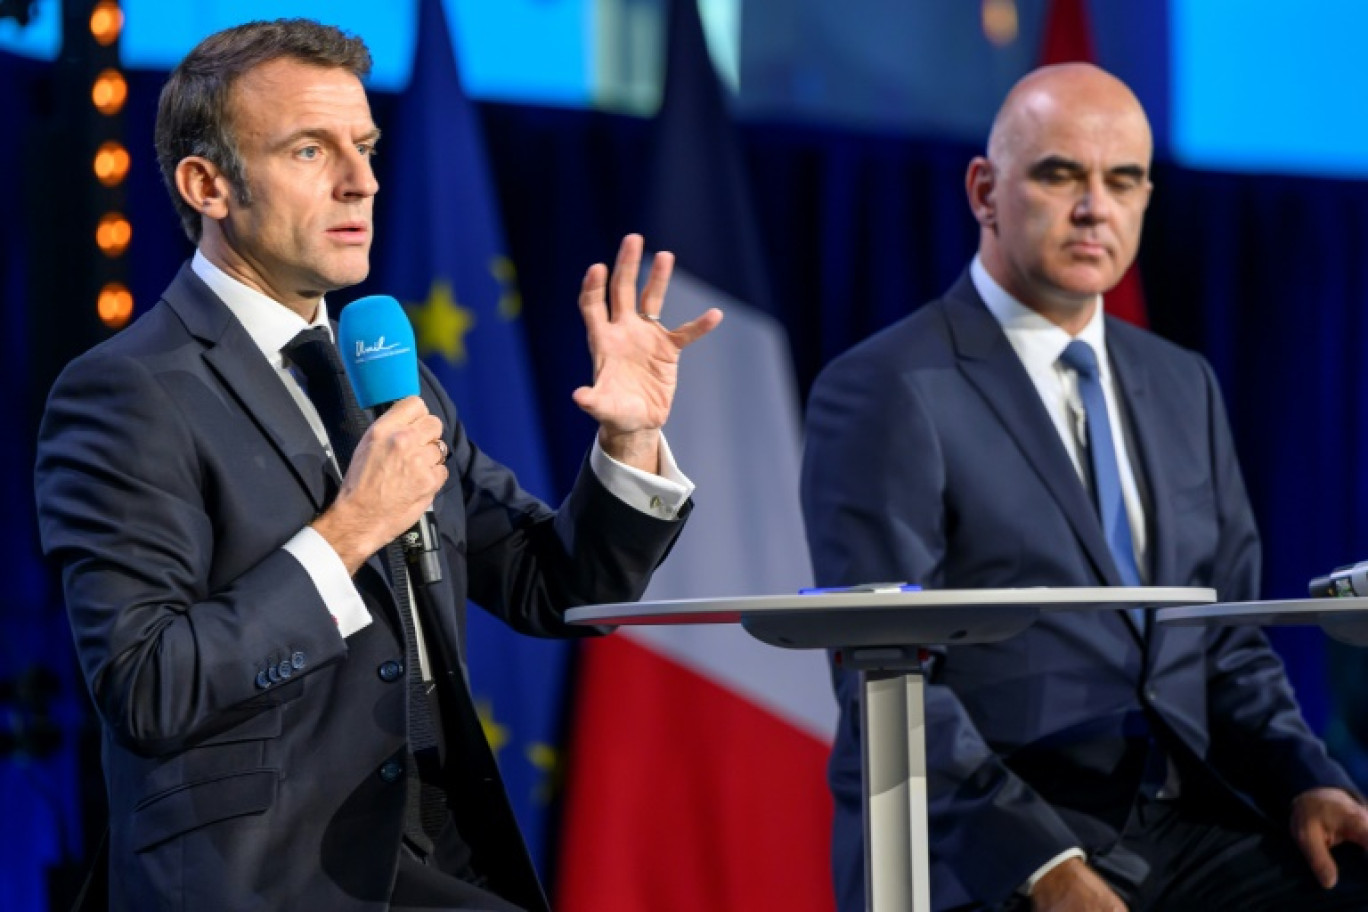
35;264;686;911
801;274;1353;911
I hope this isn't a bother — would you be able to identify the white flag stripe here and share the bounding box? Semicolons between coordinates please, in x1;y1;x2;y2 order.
642;267;837;742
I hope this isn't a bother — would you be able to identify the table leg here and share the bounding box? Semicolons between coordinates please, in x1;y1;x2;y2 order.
862;669;930;912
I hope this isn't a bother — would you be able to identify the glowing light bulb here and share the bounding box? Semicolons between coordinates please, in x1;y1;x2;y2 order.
96;212;132;257
982;0;1019;47
93;141;131;187
98;282;134;328
90;1;124;46
92;69;128;116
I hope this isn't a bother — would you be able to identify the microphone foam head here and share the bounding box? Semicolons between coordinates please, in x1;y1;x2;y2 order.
337;295;421;409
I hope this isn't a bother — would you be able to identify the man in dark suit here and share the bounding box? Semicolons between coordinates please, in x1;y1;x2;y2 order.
802;63;1368;912
34;19;720;912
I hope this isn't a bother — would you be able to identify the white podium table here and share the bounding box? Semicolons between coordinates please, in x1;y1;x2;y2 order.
1157;597;1368;646
567;586;1214;912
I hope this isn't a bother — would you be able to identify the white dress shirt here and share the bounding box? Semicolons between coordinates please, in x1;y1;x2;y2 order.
191;251;694;653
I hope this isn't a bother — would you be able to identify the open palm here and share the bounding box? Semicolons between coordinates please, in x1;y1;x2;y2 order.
572;234;722;471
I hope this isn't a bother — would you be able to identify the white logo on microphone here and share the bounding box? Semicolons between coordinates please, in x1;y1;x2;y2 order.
354;336;411;363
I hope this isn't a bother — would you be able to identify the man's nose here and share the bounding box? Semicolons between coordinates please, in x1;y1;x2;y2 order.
1073;175;1111;223
338;149;379;199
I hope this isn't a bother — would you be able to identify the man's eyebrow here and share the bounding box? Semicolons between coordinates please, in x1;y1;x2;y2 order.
274;126;382;148
1107;163;1147;181
1026;156;1148;181
1028;155;1085;176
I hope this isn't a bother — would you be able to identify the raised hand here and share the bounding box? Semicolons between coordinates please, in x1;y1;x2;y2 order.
572;233;723;473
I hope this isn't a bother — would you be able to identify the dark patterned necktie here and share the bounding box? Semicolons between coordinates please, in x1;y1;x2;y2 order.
284;327;446;840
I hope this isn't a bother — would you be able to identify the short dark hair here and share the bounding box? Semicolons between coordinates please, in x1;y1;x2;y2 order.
154;19;372;243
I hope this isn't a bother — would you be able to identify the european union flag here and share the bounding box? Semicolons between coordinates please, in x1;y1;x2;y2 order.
370;0;566;876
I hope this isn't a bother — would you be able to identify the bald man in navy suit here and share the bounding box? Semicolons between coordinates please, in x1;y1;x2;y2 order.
803;63;1368;912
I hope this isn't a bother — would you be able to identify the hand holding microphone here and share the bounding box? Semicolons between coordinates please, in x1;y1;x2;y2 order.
329;397;446;562
315;295;446;583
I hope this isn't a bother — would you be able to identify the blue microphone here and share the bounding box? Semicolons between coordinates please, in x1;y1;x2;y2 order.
337;295;421;410
338;295;443;585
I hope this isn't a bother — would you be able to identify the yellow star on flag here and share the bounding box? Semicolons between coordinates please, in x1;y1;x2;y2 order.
408;278;476;365
475;697;509;755
491;256;522;321
527;741;561;805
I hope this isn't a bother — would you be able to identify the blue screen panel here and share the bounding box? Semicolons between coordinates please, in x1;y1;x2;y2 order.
121;0;414;90
451;0;590;105
0;0;60;60
1173;0;1368;178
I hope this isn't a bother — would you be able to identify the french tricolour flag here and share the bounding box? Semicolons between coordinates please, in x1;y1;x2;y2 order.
555;2;836;909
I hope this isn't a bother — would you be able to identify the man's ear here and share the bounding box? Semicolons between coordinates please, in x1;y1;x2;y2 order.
174;156;231;221
965;156;997;229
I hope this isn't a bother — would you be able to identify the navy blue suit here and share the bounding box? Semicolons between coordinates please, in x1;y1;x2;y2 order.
35;264;686;911
801;274;1354;910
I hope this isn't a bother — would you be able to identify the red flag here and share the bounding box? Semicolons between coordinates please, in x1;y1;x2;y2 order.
1039;0;1149;327
1039;0;1095;64
558;629;833;911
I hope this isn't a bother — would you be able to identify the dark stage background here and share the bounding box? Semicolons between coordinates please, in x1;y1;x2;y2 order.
7;45;1368;907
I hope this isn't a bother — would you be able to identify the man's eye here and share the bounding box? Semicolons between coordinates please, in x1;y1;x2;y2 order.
357;143;377;158
297;146;321;160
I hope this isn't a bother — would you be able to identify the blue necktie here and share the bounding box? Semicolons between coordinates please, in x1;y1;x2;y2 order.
1060;340;1147;632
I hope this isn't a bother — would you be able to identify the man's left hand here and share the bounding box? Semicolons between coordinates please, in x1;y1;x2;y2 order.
1291;787;1368;889
573;233;723;474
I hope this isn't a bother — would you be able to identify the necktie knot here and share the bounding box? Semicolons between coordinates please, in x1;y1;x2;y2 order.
283;326;342;382
282;326;369;474
1060;338;1100;380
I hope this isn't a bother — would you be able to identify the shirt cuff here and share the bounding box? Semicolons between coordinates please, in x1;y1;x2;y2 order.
1024;848;1087;895
589;433;693;520
283;526;373;638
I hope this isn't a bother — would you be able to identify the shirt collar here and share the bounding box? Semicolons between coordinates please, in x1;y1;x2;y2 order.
191;250;333;369
970;254;1109;376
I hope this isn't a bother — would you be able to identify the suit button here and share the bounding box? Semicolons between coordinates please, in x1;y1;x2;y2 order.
277;660;294;679
379;759;403;783
291;651;306;670
255;669;271;690
1144;687;1158;702
378;660;404;682
267;663;281;683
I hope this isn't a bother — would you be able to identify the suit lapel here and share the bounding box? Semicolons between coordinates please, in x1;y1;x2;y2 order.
942;277;1123;587
162;263;402;628
1108;326;1173;656
161;263;332;513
